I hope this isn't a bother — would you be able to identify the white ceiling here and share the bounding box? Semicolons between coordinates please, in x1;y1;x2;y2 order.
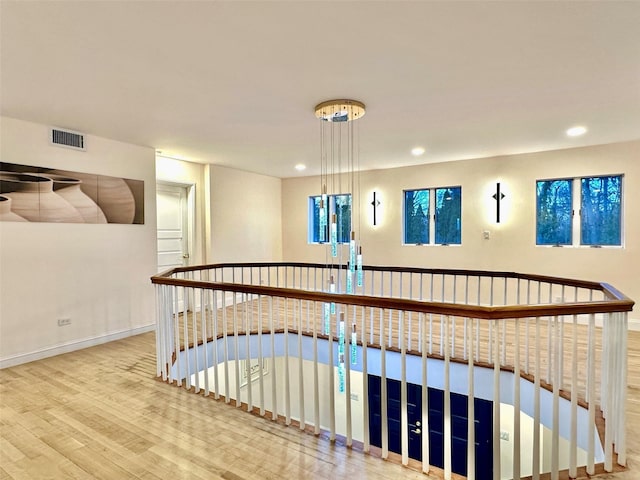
2;1;639;178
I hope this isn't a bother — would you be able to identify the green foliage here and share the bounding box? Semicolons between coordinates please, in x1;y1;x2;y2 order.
435;187;461;244
404;189;429;244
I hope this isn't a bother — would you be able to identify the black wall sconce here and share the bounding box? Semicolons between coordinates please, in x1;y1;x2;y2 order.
492;182;506;223
371;191;381;226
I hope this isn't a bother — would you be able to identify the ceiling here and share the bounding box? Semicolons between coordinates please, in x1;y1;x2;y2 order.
2;1;639;179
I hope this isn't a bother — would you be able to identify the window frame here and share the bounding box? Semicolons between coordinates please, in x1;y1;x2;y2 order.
535;174;623;248
403;185;462;246
308;193;352;245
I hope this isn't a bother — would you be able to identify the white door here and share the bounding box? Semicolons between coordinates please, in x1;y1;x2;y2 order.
157;183;190;310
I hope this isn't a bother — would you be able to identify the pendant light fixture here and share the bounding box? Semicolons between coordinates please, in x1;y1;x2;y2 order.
315;99;365;393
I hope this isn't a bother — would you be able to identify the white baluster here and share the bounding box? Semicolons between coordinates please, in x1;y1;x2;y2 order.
587;313;595;475
400;311;408;465
467;317;475;480
492;320;501;480
513;317;521;480
298;299;305;431
201;289;209;396
381;308;388;459
533;317;541;480
258;295;265;416
569;314;578;478
213;290;220;399
422;309;430;474
233;293;241;407
444;315;451;480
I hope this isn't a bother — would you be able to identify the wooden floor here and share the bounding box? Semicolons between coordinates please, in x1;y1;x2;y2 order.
1;329;639;480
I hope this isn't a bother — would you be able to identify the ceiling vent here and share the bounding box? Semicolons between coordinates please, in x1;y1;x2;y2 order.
50;127;85;151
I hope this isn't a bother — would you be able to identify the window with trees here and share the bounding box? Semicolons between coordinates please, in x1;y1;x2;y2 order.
404;186;461;245
308;194;351;244
536;175;622;246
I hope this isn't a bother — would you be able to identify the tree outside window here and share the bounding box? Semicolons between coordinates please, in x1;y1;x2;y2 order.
435;187;462;245
536;179;573;245
404;189;429;244
581;175;622;246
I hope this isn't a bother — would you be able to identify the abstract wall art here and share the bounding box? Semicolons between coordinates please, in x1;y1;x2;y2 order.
0;162;144;224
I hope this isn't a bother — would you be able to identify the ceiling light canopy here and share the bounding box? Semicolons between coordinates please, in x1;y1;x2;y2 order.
315;99;366;123
566;126;587;137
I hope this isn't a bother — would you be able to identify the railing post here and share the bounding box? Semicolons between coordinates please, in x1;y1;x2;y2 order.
444;315;452;480
467;317;475;480
569;314;578;478
617;312;628;466
298;299;305;431
551;316;560;480
533;316;541;480
362;302;370;453
492;319;501;480
400;311;408;466
587;313;596;475
258;294;265;416
513;317;521;480
381;307;388;459
213;290;220;399
269;296;278;422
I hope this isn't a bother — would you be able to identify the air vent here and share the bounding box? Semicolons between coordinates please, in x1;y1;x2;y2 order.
50;128;86;150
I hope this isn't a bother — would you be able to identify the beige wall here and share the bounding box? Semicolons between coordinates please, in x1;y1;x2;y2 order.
0;116;157;366
207;165;282;263
282;141;639;322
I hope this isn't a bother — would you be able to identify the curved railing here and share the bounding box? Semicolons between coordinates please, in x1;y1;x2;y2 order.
151;262;634;480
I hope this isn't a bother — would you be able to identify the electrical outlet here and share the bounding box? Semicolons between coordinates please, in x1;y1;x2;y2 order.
350;393;359;402
500;430;510;441
483;230;491;240
57;318;71;326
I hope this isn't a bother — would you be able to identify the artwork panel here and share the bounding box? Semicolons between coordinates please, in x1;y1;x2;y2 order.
0;162;144;224
96;174;136;224
48;169;105;224
124;178;145;225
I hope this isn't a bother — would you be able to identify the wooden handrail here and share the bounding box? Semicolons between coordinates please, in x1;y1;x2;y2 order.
150;262;634;320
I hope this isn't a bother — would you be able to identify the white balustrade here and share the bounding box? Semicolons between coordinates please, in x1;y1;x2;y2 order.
152;262;633;480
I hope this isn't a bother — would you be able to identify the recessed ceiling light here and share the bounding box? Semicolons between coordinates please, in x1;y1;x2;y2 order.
566;126;587;137
411;147;425;156
295;164;306;171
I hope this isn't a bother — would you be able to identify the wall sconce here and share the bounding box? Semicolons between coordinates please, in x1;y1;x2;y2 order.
371;191;381;225
492;182;506;223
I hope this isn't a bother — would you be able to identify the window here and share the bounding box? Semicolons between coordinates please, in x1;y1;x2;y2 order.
309;194;351;244
536;175;622;246
403;186;461;245
536;179;573;245
581;175;622;246
404;189;429;244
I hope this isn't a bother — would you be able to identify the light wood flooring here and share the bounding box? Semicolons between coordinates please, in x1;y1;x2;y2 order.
1;329;640;480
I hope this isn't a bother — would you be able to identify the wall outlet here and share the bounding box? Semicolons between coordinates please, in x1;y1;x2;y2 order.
350;393;359;402
483;230;491;240
500;430;510;441
57;318;71;326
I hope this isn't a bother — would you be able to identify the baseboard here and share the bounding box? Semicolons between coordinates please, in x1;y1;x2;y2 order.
0;323;156;369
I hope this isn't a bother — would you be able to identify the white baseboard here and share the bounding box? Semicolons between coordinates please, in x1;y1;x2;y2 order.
0;323;156;369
